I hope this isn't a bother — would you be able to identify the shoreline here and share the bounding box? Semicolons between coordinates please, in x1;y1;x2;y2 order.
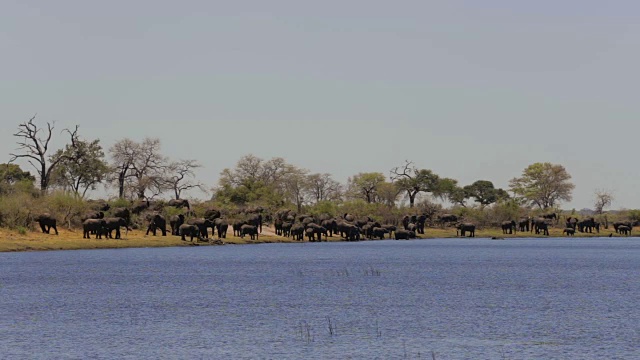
0;226;629;253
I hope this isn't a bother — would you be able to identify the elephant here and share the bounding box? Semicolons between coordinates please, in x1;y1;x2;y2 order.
214;219;228;239
111;208;131;227
168;199;191;210
343;213;356;222
501;220;516;234
416;214;427;234
531;218;550;236
321;219;337;237
305;227;316;241
437;214;458;227
301;216;316;228
456;223;476;237
563;228;575;236
402;215;411;230
361;224;373;239
306;223;328;241
290;223;305;241
169;214;185;236
34;213;58;235
203;208;222;221
406;223;417;233
282;222;293;237
576;218;599;233
131;199;150;214
145;214;167;236
87;199;110;212
617;225;631;236
382;224;397;238
274;218;284;235
371;227;388;240
337;222;360;241
179;224;200;241
233;220;247;237
518;218;530;232
540;212;558;225
240;224;259;240
613;222;633;234
245;214;263;233
103;217;129;239
394;229;416;240
83;219;107;239
187;218;216;239
81;211;104;222
565;217;578;230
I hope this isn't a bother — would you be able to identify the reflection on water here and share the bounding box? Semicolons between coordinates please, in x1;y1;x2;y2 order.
1;238;639;359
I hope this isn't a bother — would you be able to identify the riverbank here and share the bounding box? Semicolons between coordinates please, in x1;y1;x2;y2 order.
0;226;628;252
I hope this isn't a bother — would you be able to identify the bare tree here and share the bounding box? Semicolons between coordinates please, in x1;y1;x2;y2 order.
108;138;168;199
305;173;342;203
165;159;206;199
594;189;614;215
130;138;168;199
9;116;79;194
109;138;138;199
282;165;309;213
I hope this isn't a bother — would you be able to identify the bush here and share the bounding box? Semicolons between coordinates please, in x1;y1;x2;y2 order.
44;191;89;228
0;192;38;229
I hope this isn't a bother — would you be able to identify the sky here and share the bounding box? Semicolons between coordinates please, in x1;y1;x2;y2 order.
1;0;639;210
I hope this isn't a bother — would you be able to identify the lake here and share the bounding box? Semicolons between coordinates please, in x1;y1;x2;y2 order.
1;238;639;359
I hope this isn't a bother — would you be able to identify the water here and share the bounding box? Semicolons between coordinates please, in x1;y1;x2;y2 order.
1;238;639;359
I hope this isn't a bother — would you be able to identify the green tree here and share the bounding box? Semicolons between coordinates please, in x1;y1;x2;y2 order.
509;162;574;209
215;154;292;207
0;163;36;195
347;172;386;203
50;138;109;198
463;180;509;208
390;160;441;207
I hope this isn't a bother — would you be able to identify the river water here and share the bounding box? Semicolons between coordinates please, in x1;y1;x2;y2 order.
1;238;639;359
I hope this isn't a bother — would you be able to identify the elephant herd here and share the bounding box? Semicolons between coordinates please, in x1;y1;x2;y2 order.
32;199;637;242
273;210;403;241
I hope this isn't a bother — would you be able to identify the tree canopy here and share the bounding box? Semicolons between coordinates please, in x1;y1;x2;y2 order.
463;180;509;207
509;162;574;209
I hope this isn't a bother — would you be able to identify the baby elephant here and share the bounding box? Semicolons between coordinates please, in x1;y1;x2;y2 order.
179;224;200;241
240;224;258;240
563;228;575;236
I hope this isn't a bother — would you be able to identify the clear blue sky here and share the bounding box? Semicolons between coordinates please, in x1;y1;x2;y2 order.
1;1;638;209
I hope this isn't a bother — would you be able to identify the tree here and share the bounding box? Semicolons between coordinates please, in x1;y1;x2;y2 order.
165;159;206;199
0;163;36;195
109;138;138;199
593;189;613;215
49;138;109;198
305;173;342;203
129;138;168;199
509;162;575;209
9;116;79;194
282;165;309;213
216;154;292;206
463;180;509;208
390;160;441;207
347;172;386;203
375;181;400;207
108;138;168;199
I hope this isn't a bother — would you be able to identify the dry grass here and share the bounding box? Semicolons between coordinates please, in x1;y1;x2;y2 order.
0;225;627;252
